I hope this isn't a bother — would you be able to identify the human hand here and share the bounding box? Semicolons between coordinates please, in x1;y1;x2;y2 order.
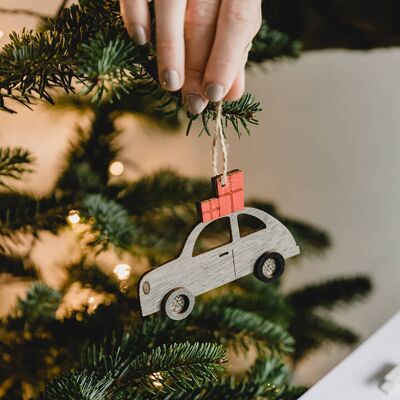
120;0;262;114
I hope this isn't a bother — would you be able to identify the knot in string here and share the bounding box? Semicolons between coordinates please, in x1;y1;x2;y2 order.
212;101;228;186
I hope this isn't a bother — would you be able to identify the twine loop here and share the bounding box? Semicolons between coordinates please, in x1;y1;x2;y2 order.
212;102;228;186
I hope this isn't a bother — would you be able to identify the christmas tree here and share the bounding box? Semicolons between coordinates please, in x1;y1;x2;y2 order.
0;1;372;399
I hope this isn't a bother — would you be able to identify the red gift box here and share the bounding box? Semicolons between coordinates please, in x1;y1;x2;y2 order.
215;169;244;196
197;170;245;222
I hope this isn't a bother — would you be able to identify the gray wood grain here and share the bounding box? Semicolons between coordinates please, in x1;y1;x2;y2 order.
138;207;300;317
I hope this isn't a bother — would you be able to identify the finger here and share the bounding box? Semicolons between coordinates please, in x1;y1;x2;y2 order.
224;69;245;101
224;43;250;101
155;0;187;91
182;0;221;114
120;0;150;45
203;0;261;102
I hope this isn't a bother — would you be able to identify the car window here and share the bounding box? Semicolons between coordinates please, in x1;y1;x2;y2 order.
238;213;266;238
192;217;232;256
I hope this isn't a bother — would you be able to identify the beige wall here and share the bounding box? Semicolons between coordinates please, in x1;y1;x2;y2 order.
1;1;400;385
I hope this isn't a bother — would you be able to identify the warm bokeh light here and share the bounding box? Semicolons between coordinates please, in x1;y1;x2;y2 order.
0;31;4;40
67;210;81;224
109;160;124;176
113;263;131;280
150;372;163;389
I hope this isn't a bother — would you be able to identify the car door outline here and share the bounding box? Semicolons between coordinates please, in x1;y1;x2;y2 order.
233;211;268;278
182;216;237;291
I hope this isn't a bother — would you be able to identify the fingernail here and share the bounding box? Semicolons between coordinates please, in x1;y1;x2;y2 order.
161;69;181;91
204;84;224;102
129;24;147;45
184;94;207;114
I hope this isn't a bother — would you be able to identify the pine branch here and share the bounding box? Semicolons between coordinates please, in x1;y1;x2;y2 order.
290;312;359;360
213;283;291;327
0;252;38;279
192;303;294;355
0;28;77;108
249;20;301;64
186;94;261;137
57;109;119;192
62;261;120;296
118;170;210;215
45;341;226;399
288;276;372;311
79;194;137;251
0;147;33;188
0;193;68;237
55;0;69;18
134;203;198;265
116;342;226;395
161;357;304;400
12;283;61;330
77;35;145;103
44;370;114;400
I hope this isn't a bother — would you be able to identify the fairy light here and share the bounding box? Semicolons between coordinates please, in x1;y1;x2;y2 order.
67;210;81;224
0;31;4;40
88;296;95;304
109;161;124;176
150;372;163;389
113;263;131;280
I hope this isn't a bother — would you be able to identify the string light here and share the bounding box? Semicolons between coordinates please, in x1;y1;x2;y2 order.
150;372;163;389
0;31;4;40
67;210;81;224
109;161;124;176
113;263;131;280
88;296;95;304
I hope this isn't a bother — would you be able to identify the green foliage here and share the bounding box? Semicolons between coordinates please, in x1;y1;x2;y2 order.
13;283;62;330
288;276;372;311
289;312;359;361
192;304;294;355
44;370;114;400
80;194;137;250
45;339;226;399
249;21;302;64
77;35;142;103
0;147;33;188
186;94;261;137
119;170;210;215
0;193;67;238
0;253;37;279
288;276;372;360
161;357;305;400
117;342;225;394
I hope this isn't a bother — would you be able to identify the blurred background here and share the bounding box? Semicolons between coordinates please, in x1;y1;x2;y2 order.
1;0;400;387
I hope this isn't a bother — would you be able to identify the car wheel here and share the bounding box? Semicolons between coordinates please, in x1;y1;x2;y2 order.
163;288;195;320
254;252;285;283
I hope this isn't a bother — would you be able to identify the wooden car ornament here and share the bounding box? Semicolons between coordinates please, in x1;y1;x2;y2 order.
138;170;300;320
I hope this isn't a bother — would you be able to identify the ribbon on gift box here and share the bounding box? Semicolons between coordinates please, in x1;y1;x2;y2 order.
197;169;244;222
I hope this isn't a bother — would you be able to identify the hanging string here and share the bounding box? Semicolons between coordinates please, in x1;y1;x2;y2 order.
212;101;228;186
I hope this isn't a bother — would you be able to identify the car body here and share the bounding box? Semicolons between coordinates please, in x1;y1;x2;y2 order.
138;207;300;318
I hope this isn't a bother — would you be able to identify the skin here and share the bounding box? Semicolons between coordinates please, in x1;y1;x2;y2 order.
120;0;262;114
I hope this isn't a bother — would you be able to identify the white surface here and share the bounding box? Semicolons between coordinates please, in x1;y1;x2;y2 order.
385;365;400;383
299;311;400;399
